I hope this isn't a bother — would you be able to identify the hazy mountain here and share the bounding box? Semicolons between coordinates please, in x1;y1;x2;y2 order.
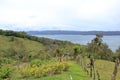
27;30;120;35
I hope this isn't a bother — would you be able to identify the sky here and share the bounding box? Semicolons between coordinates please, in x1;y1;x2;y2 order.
0;0;120;31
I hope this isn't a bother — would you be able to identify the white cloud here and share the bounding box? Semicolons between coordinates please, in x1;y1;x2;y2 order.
0;0;120;31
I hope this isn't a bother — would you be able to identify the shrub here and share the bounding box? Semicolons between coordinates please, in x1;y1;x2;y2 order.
20;61;70;78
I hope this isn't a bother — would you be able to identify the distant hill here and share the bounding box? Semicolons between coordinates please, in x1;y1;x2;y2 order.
27;30;120;35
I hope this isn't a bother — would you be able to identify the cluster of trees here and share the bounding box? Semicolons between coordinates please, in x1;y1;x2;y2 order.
71;34;120;61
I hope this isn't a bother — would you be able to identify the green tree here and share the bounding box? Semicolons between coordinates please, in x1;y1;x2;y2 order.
56;48;63;62
87;34;113;60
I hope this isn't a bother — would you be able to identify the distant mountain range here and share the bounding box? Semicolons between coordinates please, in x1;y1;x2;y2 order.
27;30;120;35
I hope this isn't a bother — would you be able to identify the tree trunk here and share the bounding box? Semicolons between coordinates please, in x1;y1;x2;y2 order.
90;56;94;77
111;58;119;80
96;70;100;80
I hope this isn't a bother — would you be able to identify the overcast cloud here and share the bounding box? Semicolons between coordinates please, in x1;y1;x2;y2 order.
0;0;120;31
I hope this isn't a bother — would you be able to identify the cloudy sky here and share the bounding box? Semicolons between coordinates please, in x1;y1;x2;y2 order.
0;0;120;31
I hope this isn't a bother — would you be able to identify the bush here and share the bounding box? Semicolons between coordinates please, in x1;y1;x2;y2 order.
20;61;70;78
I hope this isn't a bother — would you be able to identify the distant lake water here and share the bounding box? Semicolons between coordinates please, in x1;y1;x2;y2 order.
35;35;120;52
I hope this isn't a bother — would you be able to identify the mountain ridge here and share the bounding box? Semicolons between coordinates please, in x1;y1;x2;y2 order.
27;30;120;35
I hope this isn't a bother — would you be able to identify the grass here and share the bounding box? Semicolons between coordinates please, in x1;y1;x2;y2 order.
26;61;92;80
0;35;44;56
93;59;120;80
10;61;92;80
9;58;120;80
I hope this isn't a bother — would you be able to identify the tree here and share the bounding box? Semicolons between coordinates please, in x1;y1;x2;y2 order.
87;34;113;60
56;48;63;62
89;56;94;77
112;58;119;80
73;48;79;60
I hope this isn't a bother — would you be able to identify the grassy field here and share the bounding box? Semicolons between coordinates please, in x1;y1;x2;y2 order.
93;59;120;80
0;35;44;49
0;35;45;56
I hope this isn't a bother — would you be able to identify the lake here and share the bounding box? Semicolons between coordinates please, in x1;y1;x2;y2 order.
35;35;120;52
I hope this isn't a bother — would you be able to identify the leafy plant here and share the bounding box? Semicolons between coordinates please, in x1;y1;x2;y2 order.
0;67;13;79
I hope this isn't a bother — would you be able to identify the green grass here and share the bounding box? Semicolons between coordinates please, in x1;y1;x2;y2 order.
93;59;120;80
0;35;44;56
26;62;92;80
10;59;120;80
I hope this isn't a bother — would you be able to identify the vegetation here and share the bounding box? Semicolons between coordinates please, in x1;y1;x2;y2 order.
0;66;13;79
20;61;70;78
17;62;92;80
87;34;113;60
0;29;120;80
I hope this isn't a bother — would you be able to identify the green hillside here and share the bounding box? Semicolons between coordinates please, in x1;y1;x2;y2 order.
0;35;46;62
0;30;120;80
0;35;44;52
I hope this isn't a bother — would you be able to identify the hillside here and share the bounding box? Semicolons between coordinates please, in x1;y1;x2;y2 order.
0;35;44;51
0;30;119;80
0;35;45;62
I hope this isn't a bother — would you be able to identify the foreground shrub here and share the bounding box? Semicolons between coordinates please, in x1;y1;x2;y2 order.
20;61;70;78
